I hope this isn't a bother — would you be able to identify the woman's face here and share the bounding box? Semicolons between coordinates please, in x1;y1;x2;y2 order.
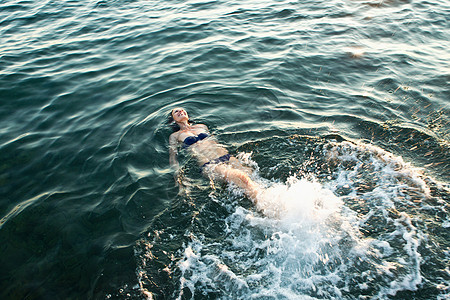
172;107;189;123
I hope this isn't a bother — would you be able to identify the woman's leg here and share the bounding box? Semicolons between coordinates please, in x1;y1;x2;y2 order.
211;164;259;201
228;157;254;174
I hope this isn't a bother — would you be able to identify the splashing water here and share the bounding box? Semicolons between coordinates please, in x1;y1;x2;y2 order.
137;139;448;299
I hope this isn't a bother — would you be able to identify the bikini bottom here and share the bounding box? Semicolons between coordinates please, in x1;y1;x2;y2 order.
201;154;231;170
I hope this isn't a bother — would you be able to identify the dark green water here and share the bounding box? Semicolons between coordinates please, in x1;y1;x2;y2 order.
0;0;449;299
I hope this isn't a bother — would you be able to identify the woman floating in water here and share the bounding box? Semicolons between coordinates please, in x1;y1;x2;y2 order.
169;107;260;201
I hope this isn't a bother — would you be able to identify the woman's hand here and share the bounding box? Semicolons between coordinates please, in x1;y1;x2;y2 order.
174;168;190;196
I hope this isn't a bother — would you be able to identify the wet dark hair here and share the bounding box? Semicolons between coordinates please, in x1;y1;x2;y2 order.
167;109;193;132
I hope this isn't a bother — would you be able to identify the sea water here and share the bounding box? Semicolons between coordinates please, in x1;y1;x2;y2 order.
0;0;448;299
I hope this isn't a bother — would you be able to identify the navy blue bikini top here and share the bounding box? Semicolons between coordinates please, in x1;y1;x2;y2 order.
183;133;209;148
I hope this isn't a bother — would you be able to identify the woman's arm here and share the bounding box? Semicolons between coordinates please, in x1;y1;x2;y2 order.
169;133;180;171
169;133;185;192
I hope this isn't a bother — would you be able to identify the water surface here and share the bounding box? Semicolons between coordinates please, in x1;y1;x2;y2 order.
0;0;449;299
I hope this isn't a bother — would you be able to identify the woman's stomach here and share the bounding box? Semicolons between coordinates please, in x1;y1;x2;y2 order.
188;139;228;165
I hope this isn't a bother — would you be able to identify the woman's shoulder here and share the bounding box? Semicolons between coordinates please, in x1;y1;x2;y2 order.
169;131;181;142
169;124;208;140
193;123;208;130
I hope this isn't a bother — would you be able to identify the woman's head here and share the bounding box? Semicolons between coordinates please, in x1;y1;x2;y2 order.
171;107;189;123
168;107;190;131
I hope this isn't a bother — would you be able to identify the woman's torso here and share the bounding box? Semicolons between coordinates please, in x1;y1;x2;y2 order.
174;124;228;165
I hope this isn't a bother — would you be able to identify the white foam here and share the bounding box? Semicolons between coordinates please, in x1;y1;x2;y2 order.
165;142;430;298
175;174;362;298
255;177;342;223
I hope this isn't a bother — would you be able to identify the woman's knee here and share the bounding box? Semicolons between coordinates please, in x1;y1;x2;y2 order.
230;169;253;187
212;165;254;188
